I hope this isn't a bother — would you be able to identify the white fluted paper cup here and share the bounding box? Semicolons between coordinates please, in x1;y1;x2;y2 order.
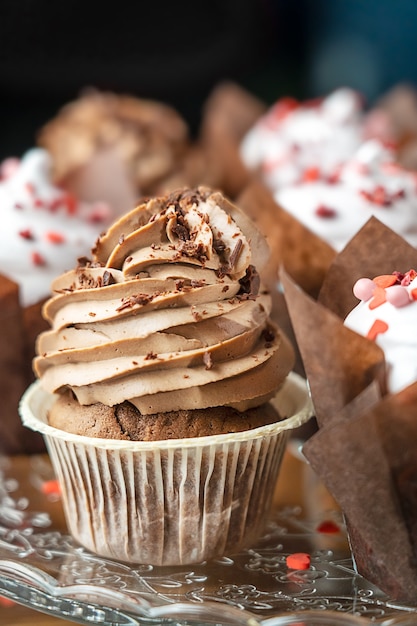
19;372;313;566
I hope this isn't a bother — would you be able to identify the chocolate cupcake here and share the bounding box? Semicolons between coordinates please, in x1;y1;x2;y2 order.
20;186;312;565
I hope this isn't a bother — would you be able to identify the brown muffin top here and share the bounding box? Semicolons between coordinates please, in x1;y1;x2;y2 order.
48;390;282;441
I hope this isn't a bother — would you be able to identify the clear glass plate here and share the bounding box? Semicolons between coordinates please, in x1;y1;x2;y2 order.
0;450;416;626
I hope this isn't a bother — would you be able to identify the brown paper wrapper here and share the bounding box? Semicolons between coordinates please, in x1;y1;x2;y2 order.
280;216;417;603
197;81;267;199
235;180;336;379
280;268;386;426
237;180;337;299
373;83;417;169
0;273;46;454
304;383;417;602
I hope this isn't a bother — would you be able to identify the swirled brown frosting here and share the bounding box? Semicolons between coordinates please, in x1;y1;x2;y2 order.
34;186;294;424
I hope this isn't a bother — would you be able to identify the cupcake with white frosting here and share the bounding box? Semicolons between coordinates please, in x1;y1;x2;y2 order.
241;87;365;192
0;148;112;454
344;268;417;394
275;139;417;252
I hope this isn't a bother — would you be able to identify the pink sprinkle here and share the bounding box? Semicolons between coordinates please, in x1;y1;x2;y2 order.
25;182;36;195
386;285;411;307
353;277;375;301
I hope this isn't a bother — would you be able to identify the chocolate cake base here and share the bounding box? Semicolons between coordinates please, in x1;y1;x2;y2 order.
48;391;282;441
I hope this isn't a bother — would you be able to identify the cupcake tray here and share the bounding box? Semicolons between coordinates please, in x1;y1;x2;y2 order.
0;450;416;626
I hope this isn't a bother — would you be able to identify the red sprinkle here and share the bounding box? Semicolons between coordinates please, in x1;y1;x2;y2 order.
302;166;320;182
367;319;389;341
326;169;341;184
88;203;111;223
315;204;337;218
411;289;417;301
25;181;36;195
45;231;65;244
317;519;340;534
359;185;403;207
270;97;299;122
19;228;34;240
49;197;64;212
62;193;78;215
399;269;417;286
373;274;398;288
41;479;61;497
286;552;311;570
31;251;46;266
368;286;387;309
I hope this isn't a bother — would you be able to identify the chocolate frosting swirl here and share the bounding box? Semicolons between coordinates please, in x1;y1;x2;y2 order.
34;187;294;413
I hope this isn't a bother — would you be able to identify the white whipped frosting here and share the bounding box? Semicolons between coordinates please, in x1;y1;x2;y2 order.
0;149;111;307
241;87;364;190
344;271;417;393
275;140;417;251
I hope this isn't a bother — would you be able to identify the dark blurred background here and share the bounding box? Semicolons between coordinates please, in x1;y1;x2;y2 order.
1;0;417;160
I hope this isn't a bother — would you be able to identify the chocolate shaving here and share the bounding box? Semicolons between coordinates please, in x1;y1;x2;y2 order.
228;238;243;270
76;256;92;268
191;308;203;322
203;351;213;370
172;222;190;241
177;240;207;263
102;271;116;286
262;326;275;348
191;279;205;288
239;265;260;297
218;239;243;275
76;271;110;290
116;293;155;312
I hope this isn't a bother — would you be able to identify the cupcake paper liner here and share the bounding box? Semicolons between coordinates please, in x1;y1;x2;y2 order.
20;372;312;566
